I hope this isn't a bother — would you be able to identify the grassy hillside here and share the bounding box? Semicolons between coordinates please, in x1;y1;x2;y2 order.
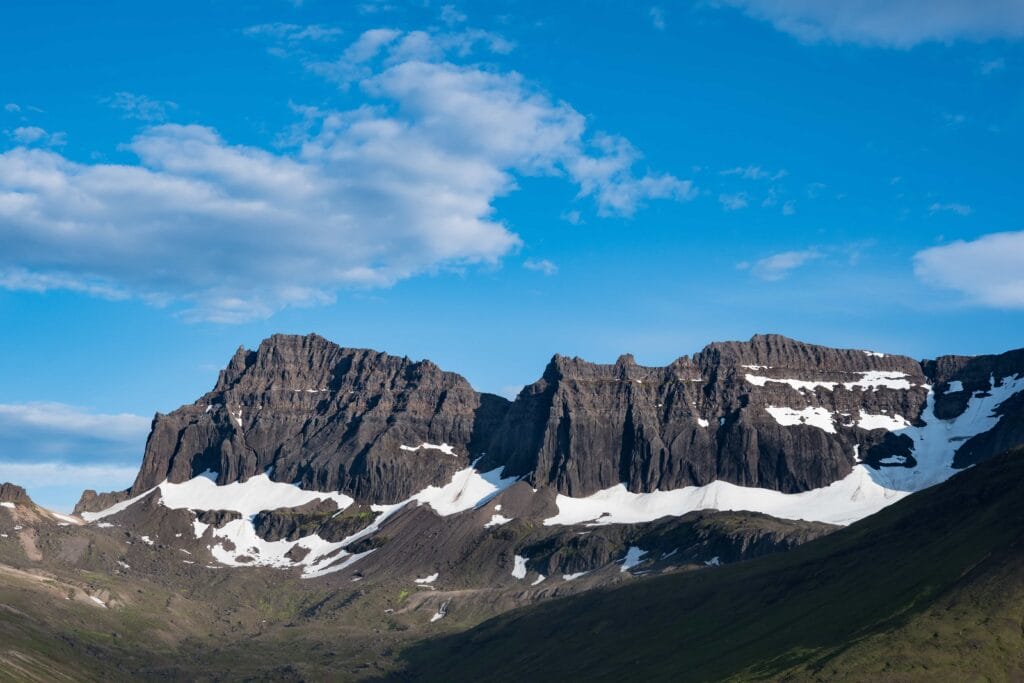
392;446;1024;681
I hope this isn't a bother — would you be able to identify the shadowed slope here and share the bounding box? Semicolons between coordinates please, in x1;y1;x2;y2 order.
391;445;1024;682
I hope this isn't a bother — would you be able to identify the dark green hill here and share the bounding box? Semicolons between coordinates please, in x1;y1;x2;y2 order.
392;446;1024;682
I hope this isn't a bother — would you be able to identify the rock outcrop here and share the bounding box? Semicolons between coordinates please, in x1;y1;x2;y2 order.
95;334;510;510
0;482;32;505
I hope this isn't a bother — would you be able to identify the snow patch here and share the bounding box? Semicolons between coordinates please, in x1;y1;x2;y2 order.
562;571;588;581
400;443;457;456
0;502;14;509
530;574;546;586
140;535;154;546
484;513;512;528
947;380;964;393
766;406;836;433
696;418;710;428
704;556;721;566
857;411;911;431
620;546;647;573
512;555;528;579
89;596;107;608
546;374;1024;527
864;351;885;358
414;573;439;585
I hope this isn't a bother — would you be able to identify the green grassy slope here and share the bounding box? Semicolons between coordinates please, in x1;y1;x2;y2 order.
392;446;1024;682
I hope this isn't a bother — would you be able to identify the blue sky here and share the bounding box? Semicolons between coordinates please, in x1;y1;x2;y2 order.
1;0;1023;510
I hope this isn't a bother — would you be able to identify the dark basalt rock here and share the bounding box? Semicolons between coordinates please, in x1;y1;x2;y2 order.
0;482;32;505
481;334;935;496
78;333;1024;511
250;499;379;543
195;509;242;529
118;333;511;504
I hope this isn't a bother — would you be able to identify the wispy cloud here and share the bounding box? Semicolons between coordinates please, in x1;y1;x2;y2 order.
980;57;1006;75
243;23;343;42
0;28;693;323
743;248;822;281
928;202;972;216
105;92;178;122
523;258;558;275
719;192;749;211
719;0;1024;48
914;231;1024;308
440;4;467;25
7;126;65;147
0;461;139;488
0;402;149;441
649;6;666;30
720;165;786;181
4;103;20;113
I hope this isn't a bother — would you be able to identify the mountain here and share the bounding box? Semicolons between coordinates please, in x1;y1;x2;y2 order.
3;332;1024;680
68;333;1024;583
391;445;1024;682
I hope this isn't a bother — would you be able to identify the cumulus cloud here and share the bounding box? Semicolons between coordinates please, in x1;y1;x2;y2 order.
914;231;1024;307
523;258;558;275
748;248;822;280
0;29;693;322
105;92;178;122
719;0;1024;48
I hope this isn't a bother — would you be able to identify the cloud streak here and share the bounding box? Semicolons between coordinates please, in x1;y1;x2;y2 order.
745;248;822;281
720;0;1024;48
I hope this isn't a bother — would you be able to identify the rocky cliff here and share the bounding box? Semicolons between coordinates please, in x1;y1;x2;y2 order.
76;333;1024;514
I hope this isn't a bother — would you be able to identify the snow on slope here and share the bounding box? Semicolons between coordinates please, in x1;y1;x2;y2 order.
547;375;1024;527
84;462;518;577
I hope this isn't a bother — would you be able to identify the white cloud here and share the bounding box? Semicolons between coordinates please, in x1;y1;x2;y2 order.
929;202;972;216
0;461;140;488
720;165;786;180
4;103;20;113
0;403;150;442
719;192;749;211
914;231;1024;307
650;7;666;30
7;126;65;147
720;0;1024;48
749;248;821;280
106;92;178;122
523;258;558;275
243;23;343;42
0;29;692;322
782;199;796;215
440;4;467;25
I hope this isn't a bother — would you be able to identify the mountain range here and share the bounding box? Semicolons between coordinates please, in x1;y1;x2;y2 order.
3;332;1024;680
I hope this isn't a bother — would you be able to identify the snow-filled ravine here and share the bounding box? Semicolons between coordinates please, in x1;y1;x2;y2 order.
83;462;518;578
545;374;1024;527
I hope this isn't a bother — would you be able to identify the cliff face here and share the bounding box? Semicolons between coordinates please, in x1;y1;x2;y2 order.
76;333;1024;513
482;335;935;495
125;333;510;504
